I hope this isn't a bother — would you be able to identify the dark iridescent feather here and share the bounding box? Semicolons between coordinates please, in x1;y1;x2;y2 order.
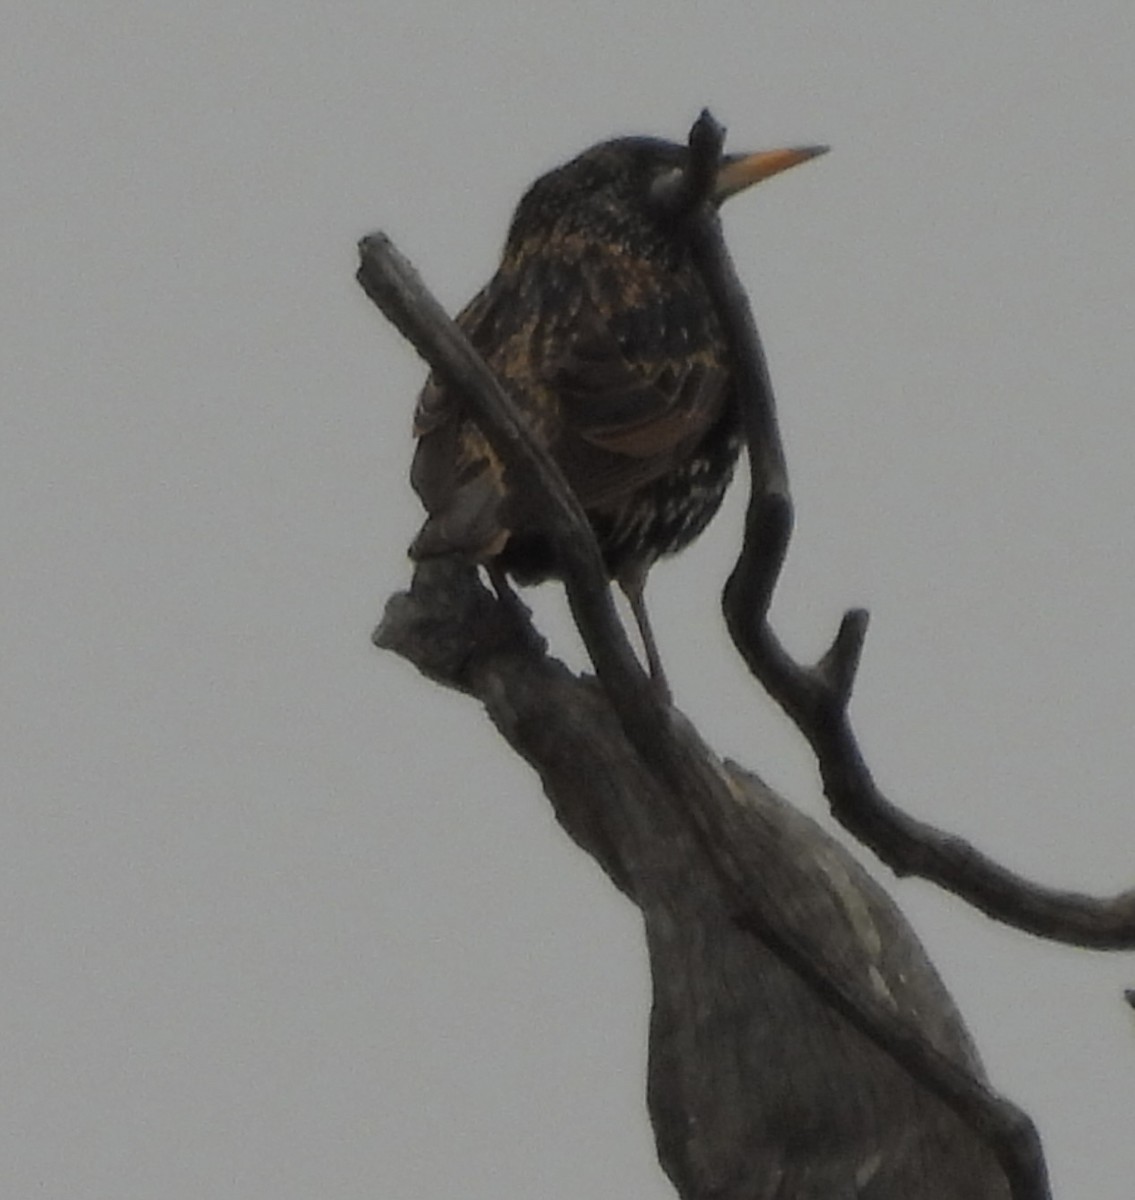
410;137;740;588
406;133;825;695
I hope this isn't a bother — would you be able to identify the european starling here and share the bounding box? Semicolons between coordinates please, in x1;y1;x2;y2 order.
409;134;825;695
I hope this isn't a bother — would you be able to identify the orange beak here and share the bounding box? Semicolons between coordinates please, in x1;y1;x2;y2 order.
713;145;829;202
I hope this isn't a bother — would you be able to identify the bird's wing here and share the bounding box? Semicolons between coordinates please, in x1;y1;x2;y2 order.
547;295;729;508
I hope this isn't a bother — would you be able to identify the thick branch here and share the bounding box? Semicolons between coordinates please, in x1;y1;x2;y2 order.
377;561;1026;1200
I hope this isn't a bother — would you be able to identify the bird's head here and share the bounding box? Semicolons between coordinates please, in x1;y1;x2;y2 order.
506;135;827;254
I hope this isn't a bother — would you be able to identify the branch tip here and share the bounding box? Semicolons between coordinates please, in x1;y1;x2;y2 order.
688;108;726;162
817;607;869;704
651;107;727;219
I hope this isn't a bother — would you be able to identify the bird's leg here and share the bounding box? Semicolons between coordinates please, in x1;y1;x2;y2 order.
618;565;672;705
486;560;528;619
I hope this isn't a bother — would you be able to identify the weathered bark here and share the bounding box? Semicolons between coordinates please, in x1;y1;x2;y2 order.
377;562;1012;1198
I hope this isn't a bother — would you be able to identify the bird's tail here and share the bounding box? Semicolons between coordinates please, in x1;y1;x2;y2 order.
408;466;510;563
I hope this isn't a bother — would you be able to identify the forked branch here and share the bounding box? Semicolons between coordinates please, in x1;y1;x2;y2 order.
676;123;1135;950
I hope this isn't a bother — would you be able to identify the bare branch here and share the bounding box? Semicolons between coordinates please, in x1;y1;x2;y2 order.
357;232;660;732
682;167;1135;950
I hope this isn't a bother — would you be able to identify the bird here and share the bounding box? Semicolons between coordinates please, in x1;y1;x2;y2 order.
408;133;825;698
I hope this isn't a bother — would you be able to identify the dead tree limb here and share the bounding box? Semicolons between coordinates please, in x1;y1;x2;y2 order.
351;109;1135;1199
677;121;1135;951
376;560;1030;1199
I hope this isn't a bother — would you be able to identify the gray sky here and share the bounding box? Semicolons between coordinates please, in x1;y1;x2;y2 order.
5;3;1134;1197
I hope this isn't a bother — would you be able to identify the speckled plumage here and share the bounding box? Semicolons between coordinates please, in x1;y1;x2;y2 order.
410;137;740;588
407;134;822;692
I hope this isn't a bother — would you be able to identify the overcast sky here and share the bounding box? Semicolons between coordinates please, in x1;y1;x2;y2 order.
5;4;1135;1197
